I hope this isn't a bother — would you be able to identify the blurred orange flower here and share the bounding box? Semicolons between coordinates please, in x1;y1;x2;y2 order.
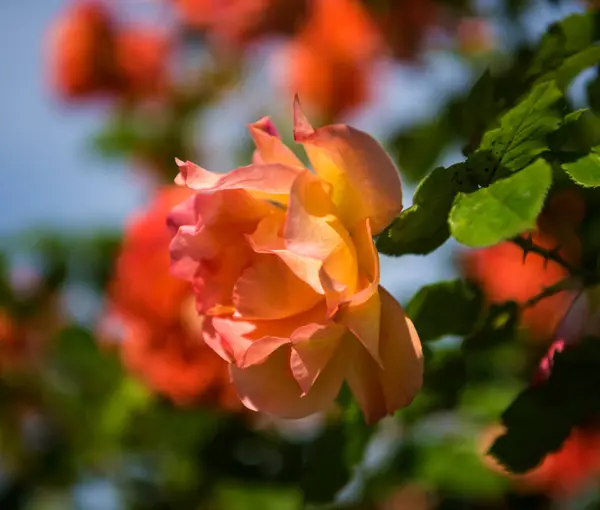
456;17;496;56
114;27;171;100
46;0;115;99
173;0;306;49
47;0;171;101
283;0;383;120
104;187;241;409
462;189;585;343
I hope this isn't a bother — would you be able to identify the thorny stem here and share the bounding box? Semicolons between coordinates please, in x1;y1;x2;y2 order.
522;278;584;310
511;233;600;283
511;234;578;274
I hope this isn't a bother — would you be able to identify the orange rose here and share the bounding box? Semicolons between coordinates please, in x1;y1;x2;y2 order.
282;0;383;120
105;187;240;409
46;0;115;99
462;189;585;342
168;97;423;423
114;27;171;100
47;1;170;101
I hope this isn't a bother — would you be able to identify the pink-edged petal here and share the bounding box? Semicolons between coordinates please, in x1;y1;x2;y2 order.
166;194;197;235
212;304;329;367
174;159;302;198
169;225;219;281
290;323;346;394
230;344;348;419
232;254;321;320
211;317;256;363
192;244;254;315
346;286;423;424
200;316;232;362
293;95;403;234
249;117;304;167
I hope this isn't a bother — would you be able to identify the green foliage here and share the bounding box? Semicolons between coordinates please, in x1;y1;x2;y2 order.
214;483;303;510
562;147;600;187
405;280;482;343
377;165;461;256
477;81;562;173
449;159;552;247
416;434;507;497
461;302;520;353
529;13;600;89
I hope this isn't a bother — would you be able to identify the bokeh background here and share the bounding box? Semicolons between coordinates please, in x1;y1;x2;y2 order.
0;0;599;509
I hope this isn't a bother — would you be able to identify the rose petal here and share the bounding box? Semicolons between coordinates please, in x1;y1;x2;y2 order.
169;225;219;281
284;171;358;294
249;116;304;167
248;212;324;294
201;316;232;362
230;344;348;419
174;159;302;203
346;286;423;424
290;322;347;394
166;193;197;235
336;289;382;366
232;254;322;320
293;95;402;234
212;304;328;367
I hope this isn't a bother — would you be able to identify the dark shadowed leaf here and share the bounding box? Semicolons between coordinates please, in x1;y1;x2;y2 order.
377;165;463;256
406;280;482;343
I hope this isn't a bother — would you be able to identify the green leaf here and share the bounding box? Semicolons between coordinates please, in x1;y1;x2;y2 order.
536;46;600;90
406;280;482;343
529;13;600;86
215;483;303;510
377;165;462;256
449;158;553;247
477;81;563;173
563;146;600;187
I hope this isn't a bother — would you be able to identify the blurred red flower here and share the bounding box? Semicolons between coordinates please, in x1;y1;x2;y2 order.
462;189;585;343
377;0;438;61
283;0;383;120
0;299;63;373
47;0;171;101
104;187;241;409
114;27;171;100
46;0;115;99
